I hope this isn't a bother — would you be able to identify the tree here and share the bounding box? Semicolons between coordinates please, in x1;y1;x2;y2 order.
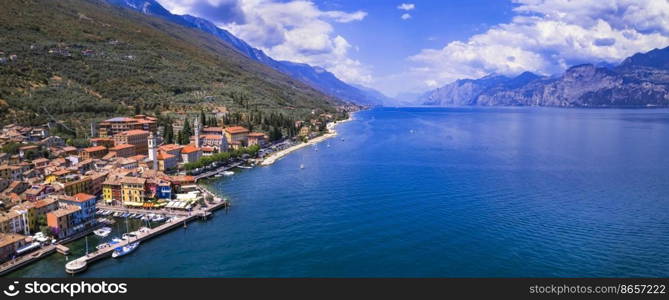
200;110;206;127
164;122;174;144
1;142;21;154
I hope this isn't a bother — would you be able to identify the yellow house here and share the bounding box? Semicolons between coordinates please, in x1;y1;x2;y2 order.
63;176;91;196
121;177;146;206
102;179;122;204
45;170;71;184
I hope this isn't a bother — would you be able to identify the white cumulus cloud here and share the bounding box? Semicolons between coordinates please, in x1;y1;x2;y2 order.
397;3;415;11
401;13;411;20
408;0;669;90
156;0;372;85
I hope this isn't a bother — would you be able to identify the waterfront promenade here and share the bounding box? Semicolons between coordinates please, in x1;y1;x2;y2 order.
261;115;354;166
0;245;56;276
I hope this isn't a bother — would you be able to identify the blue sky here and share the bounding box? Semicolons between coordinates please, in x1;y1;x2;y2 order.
156;0;669;97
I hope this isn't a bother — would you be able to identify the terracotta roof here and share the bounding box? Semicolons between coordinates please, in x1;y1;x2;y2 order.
224;126;249;134
72;193;96;202
34;198;57;208
114;129;149;136
248;132;266;138
157;152;175;160
181;145;200;154
109;144;134;151
120;177;146;185
48;205;80;218
201;134;223;140
32;158;49;164
159;144;182;152
83;146;106;153
0;233;26;248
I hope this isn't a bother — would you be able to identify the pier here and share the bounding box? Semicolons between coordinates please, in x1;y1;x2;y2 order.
194;162;241;182
65;197;229;275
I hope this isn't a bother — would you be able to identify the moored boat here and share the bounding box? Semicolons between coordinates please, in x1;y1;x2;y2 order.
111;242;140;258
93;227;112;238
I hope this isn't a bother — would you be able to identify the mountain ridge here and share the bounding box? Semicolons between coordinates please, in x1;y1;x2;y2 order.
107;0;386;106
420;46;669;107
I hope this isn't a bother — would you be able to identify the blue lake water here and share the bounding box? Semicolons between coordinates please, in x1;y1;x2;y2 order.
9;107;669;277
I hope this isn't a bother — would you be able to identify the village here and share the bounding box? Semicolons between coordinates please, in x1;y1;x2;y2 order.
0;109;348;274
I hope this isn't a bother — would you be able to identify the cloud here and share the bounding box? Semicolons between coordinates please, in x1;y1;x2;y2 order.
401;13;411;20
397;3;415;11
156;0;372;85
407;0;669;90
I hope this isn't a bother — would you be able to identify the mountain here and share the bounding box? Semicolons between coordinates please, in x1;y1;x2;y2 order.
422;46;669;107
107;0;386;106
0;0;343;130
419;74;512;106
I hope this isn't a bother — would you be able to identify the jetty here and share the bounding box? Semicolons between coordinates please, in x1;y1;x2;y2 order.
65;197;228;275
194;162;241;182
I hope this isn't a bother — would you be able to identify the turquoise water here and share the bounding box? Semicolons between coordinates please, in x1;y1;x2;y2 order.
10;107;669;277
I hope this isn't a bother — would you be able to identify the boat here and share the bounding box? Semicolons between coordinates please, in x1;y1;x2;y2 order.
16;242;41;256
122;232;136;240
96;239;119;250
65;258;87;274
33;232;49;243
136;214;144;219
113;211;122;217
93;227;112;238
152;215;166;222
238;165;252;169
214;173;223;178
300;164;305;169
111;237;123;243
141;215;150;221
222;171;234;176
111;242;140;258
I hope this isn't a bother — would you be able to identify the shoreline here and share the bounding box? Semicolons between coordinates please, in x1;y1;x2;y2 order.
260;112;356;166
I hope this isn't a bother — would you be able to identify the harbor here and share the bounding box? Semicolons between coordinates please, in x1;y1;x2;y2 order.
65;191;228;275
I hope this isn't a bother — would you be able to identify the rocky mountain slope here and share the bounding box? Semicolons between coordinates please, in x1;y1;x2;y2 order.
421;46;669;107
0;0;343;128
108;0;386;106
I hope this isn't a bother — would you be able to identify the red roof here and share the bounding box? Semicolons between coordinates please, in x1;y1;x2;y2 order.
248;132;266;138
181;145;200;154
114;129;149;136
224;126;249;134
110;144;134;151
72;193;96;203
157;152;175;160
83;146;106;153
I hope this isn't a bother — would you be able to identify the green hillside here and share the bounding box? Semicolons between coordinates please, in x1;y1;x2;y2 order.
0;0;342;135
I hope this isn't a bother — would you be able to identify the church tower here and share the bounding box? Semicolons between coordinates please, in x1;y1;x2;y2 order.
194;116;201;148
148;132;158;170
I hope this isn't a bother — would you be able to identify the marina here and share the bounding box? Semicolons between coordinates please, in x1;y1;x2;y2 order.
65;194;228;274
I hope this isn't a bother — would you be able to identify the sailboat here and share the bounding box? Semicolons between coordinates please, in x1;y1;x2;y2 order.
300;164;305;169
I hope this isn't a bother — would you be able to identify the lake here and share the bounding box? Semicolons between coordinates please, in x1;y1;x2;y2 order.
10;107;669;277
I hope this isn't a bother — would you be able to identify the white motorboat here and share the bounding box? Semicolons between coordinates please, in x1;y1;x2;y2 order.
222;171;234;176
33;232;49;243
111;242;140;258
152;215;166;222
93;227;112;238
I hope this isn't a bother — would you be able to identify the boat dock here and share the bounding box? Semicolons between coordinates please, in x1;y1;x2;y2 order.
65;198;228;274
194;162;241;182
